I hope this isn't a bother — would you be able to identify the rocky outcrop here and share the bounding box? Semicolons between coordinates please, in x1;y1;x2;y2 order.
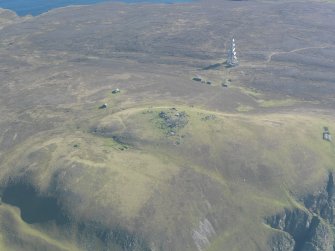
299;216;333;251
267;208;312;246
268;231;295;251
158;109;188;134
192;219;216;251
304;172;335;225
267;172;335;251
267;210;334;251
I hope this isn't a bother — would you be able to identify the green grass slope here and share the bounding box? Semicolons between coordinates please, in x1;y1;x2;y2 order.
0;105;334;251
0;203;81;251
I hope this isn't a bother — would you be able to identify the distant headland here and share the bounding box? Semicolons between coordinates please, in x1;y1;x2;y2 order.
0;0;194;16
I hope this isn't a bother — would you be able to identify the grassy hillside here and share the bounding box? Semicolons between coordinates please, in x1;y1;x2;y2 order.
0;105;334;250
1;0;335;249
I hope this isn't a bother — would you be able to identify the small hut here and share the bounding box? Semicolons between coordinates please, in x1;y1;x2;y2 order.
112;88;120;94
323;127;332;142
99;103;108;109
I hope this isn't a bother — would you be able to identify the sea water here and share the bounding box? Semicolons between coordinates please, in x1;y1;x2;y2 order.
0;0;193;16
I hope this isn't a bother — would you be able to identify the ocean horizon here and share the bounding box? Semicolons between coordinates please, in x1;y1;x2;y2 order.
0;0;194;16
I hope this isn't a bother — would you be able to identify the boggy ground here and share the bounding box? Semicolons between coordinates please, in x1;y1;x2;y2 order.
0;0;335;250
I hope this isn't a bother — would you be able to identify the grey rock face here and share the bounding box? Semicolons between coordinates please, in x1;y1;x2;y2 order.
267;172;335;251
268;231;295;251
304;172;335;224
266;208;311;251
300;216;333;251
267;208;312;242
192;219;216;251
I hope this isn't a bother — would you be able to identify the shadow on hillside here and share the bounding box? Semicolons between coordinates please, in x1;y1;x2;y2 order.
2;182;67;224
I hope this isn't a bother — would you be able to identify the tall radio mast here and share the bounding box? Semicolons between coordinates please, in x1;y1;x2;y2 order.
227;38;238;67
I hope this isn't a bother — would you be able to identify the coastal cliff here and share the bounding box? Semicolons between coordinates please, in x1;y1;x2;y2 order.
267;172;335;251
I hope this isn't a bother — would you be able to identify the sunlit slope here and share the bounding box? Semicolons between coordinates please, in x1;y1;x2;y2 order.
0;106;334;251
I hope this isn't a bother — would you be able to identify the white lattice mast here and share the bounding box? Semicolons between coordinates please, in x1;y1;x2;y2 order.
227;38;238;67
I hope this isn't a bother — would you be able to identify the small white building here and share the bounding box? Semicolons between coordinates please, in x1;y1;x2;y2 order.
99;103;108;109
112;88;120;94
323;132;332;142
